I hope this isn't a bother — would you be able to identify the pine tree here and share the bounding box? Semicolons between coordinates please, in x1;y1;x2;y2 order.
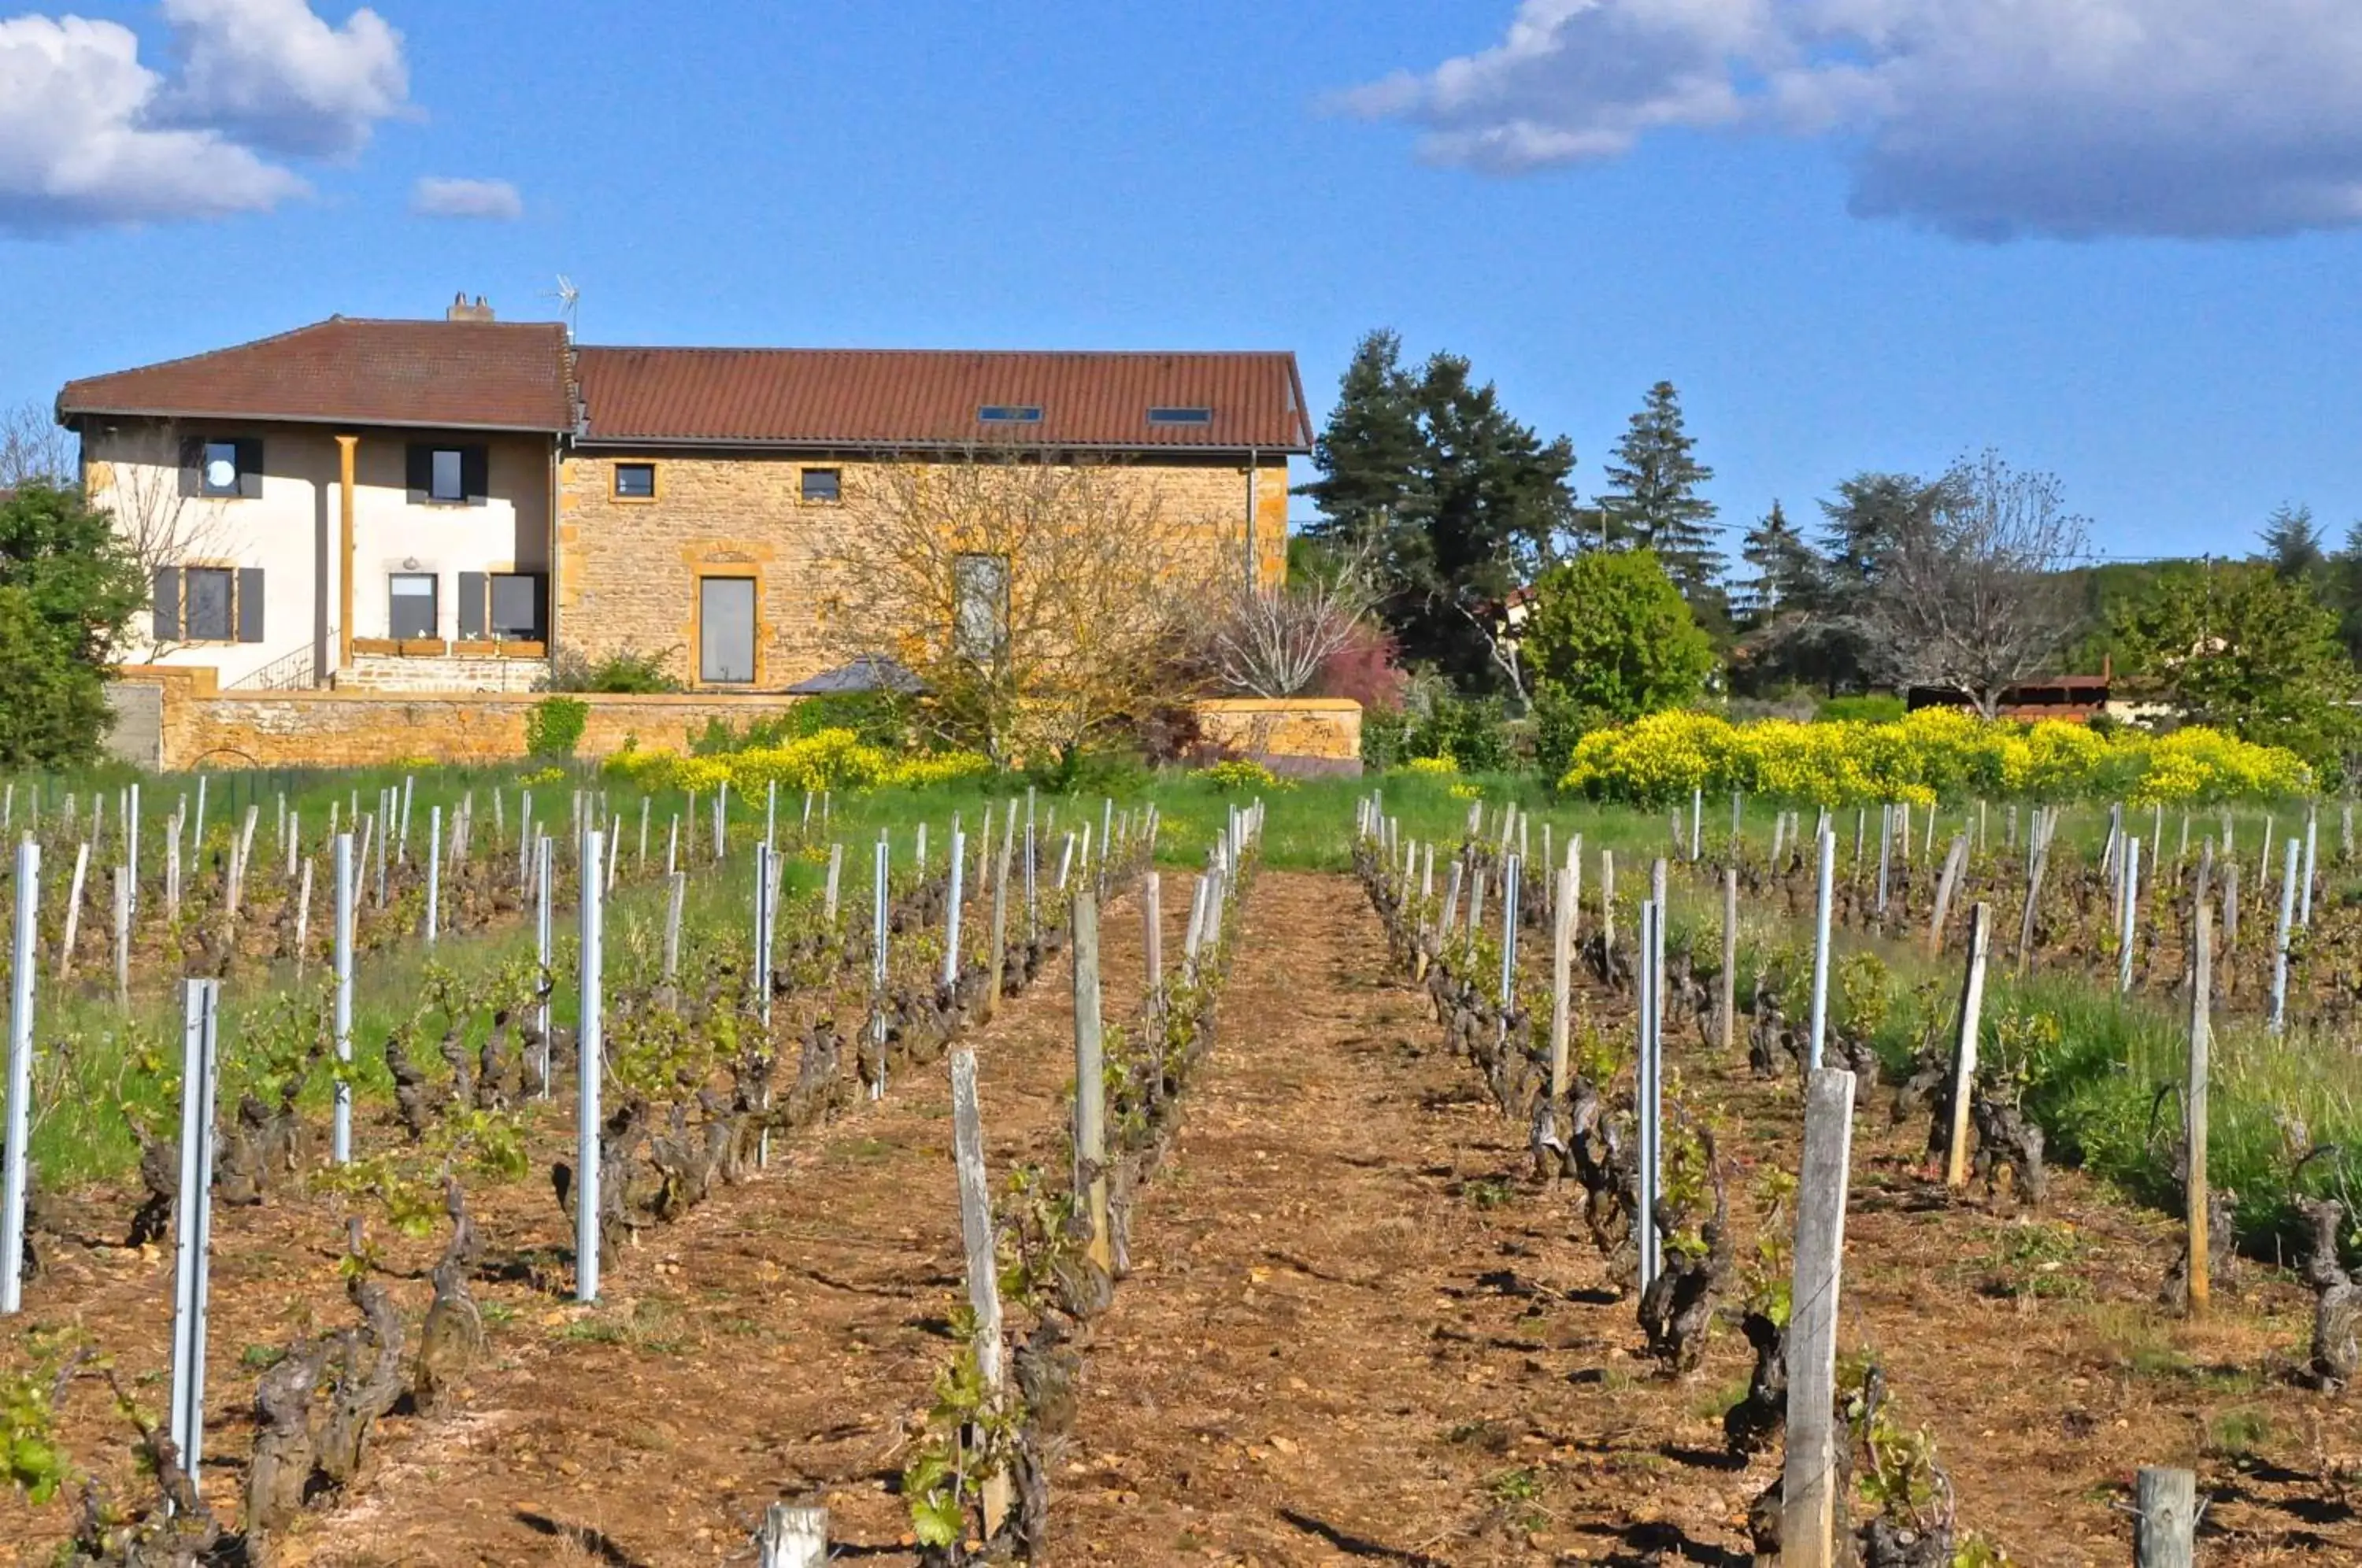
1600;380;1721;601
1302;331;1427;545
2262;502;2325;581
1302;331;1578;697
1737;500;1817;624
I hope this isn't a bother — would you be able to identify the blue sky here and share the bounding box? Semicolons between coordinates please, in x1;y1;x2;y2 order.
6;0;2362;566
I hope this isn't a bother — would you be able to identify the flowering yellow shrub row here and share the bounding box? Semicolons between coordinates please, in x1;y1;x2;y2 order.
1560;709;2311;806
602;729;994;796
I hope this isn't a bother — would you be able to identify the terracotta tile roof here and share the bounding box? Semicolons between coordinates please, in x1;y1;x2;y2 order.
57;318;576;433
573;346;1312;453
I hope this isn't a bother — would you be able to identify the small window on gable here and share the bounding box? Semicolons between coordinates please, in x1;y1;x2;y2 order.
801;467;841;504
1147;406;1214;426
615;463;656;499
977;405;1042;424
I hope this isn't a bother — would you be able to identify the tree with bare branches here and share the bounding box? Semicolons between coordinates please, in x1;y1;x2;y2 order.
1859;451;2090;719
820;453;1220;767
77;421;234;659
1205;553;1375;699
0;400;76;490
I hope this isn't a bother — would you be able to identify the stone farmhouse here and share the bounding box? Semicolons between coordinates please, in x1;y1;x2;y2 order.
57;296;1311;701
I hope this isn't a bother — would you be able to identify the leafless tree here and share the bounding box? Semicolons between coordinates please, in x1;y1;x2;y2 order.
0;399;76;489
1860;451;2090;719
1207;550;1375;697
79;420;235;659
820;449;1219;765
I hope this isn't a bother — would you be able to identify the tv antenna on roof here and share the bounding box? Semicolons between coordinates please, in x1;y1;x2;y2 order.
548;273;580;336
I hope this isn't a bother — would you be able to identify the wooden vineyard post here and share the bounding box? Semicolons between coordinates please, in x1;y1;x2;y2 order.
2015;827;2049;977
1719;867;1740;1052
757;1504;829;1567
56;841;87;982
169;978;220;1492
1637;897;1663;1292
2119;837;2142;995
985;802;1013;1022
2186;882;2212;1316
1600;849;1615;955
111;870;130;1012
2271;836;2298;1034
1142;871;1164;1015
1781;1067;1858;1568
332;833;355;1163
1807;827;1834;1071
1927;833;1968;956
1549;867;1575;1101
1072;891;1112;1274
949;1047;1010;1537
424;806;442;945
576;828;606;1304
662;871;687;986
1944;904;1990;1188
2134;1467;2198;1568
2;838;38;1314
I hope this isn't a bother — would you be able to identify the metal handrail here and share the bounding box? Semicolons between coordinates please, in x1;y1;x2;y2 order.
224;645;318;691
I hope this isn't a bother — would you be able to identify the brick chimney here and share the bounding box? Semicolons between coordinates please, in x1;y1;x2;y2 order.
446;292;495;322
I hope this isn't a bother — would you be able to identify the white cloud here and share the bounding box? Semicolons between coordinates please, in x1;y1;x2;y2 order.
0;15;305;233
155;0;408;157
0;0;409;235
409;175;521;221
1344;1;2362;240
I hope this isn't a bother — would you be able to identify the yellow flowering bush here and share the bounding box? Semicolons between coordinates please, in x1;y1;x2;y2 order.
1401;756;1460;775
602;730;996;795
1195;758;1286;793
1560;711;2308;806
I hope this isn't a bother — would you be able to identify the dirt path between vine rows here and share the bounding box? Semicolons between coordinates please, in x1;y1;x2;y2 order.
268;879;1190;1567
1057;870;1680;1566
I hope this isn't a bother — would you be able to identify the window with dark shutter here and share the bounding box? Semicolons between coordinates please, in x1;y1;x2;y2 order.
457;571;487;640
405;443;432;503
153;567;182;639
233;438;263;498
389;573;438;639
490;572;546;641
236;568;265;643
177;441;202;498
461;445;490;506
184;568;234;640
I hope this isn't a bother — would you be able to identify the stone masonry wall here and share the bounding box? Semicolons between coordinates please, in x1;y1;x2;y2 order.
556;452;1290;691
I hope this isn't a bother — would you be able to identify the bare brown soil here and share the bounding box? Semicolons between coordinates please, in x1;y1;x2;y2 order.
10;869;2362;1566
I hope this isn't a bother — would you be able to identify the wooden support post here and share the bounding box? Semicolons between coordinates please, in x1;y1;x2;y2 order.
2133;1466;2198;1568
1719;867;1739;1052
1072;891;1112;1273
2186;875;2212;1316
949;1048;1009;1537
1781;1067;1858;1568
1927;833;1968;956
1142;871;1164;1013
757;1504;829;1567
1549;867;1575;1100
985;803;1013;1021
1944;904;1990;1187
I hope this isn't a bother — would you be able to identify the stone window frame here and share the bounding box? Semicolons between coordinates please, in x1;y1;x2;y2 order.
612;461;660;502
691;568;766;690
798;465;842;505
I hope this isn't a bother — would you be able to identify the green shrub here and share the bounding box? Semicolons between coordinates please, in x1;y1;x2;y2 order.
525;696;589;758
548;645;683;693
1816;693;1905;725
1412;694;1513;773
690;692;907;756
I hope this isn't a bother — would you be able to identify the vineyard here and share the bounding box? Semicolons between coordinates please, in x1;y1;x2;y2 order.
5;759;2362;1564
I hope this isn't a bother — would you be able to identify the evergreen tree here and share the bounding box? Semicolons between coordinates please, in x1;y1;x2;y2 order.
1737;500;1818;625
2327;519;2362;664
2262;502;2326;581
1301;331;1578;697
1599;380;1721;602
1301;331;1427;544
